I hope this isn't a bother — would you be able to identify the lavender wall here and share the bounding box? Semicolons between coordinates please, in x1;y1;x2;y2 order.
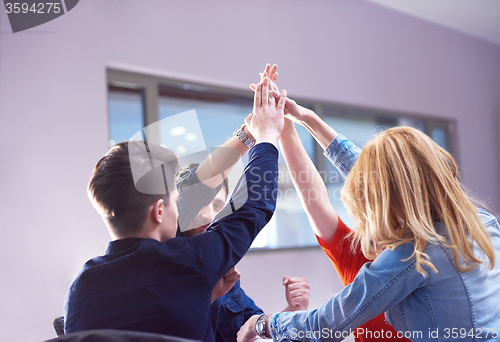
1;1;499;341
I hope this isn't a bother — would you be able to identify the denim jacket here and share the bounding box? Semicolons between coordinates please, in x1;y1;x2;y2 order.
211;280;263;342
269;135;500;342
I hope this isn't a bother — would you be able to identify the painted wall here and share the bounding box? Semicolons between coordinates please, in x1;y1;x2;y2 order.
1;1;499;341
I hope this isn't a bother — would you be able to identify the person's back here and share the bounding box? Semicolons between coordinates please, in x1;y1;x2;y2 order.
240;126;500;342
379;209;500;340
66;237;217;340
65;141;279;341
64;78;287;341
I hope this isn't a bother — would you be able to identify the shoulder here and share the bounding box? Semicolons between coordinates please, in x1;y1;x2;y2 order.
478;209;500;237
478;208;499;226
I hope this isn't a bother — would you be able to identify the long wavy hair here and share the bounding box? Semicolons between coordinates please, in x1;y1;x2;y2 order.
341;126;495;275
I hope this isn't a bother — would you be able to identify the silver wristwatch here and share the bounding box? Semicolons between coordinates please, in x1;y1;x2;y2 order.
255;313;271;339
233;124;255;149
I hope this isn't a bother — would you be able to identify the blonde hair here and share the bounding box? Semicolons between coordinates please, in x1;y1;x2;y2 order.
341;126;495;275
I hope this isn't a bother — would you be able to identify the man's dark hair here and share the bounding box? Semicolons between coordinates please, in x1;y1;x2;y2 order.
88;141;180;237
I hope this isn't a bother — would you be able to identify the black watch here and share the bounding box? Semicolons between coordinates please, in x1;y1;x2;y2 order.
255;313;271;339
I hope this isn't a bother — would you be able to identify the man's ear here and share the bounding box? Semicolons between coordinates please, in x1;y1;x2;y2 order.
150;198;165;224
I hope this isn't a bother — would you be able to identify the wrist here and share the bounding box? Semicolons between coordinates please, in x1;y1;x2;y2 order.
255;135;278;147
242;124;256;142
255;313;272;339
298;108;317;127
279;126;298;141
234;124;256;149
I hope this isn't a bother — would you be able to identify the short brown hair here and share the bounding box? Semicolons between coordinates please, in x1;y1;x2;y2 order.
88;141;180;236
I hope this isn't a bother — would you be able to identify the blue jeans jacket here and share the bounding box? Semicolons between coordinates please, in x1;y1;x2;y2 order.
269;135;500;342
211;280;263;342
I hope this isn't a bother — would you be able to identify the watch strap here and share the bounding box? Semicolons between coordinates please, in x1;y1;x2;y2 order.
233;124;256;148
255;313;271;339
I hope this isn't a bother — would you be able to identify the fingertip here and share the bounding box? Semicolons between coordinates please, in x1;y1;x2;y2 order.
283;276;290;285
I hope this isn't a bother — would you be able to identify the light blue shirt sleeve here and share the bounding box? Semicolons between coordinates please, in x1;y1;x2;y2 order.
323;134;362;179
268;243;426;342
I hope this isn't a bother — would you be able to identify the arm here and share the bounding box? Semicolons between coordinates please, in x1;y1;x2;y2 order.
280;120;368;281
239;244;424;342
270;65;361;177
251;64;361;178
195;123;254;189
189;78;287;285
211;267;241;304
280;119;339;244
284;100;339;150
176;123;256;232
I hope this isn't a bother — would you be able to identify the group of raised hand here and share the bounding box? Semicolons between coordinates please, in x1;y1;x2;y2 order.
245;64;315;149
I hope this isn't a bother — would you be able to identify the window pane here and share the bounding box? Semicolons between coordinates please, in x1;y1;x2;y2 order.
159;90;315;249
432;127;448;150
108;89;144;147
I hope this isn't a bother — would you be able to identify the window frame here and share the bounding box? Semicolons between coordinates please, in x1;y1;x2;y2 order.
107;67;458;250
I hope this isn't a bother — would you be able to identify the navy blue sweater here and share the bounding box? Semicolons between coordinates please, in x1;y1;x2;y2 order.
64;143;278;341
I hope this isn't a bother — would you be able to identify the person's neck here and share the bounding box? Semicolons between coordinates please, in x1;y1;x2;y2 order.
110;226;164;242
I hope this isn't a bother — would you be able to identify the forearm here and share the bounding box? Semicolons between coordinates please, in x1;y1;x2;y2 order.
267;247;422;341
191;143;279;283
323;135;362;179
299;109;339;150
280;128;338;244
196;128;252;189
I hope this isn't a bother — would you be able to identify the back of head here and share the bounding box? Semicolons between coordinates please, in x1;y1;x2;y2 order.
88;141;180;238
341;126;495;275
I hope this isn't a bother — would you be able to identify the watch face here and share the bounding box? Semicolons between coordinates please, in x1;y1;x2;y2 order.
256;321;264;333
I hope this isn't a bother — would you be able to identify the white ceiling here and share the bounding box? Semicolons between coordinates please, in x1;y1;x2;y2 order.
366;0;500;46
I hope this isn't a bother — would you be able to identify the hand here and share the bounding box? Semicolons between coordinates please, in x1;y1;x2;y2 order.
260;63;279;83
211;267;241;303
250;65;311;127
250;64;280;99
283;276;310;311
248;77;287;146
237;314;259;342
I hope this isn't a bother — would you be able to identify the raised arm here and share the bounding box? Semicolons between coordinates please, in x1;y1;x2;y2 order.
279;119;339;244
195;121;255;189
176;122;255;233
284;100;339;150
238;243;424;342
250;64;360;176
189;78;287;285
